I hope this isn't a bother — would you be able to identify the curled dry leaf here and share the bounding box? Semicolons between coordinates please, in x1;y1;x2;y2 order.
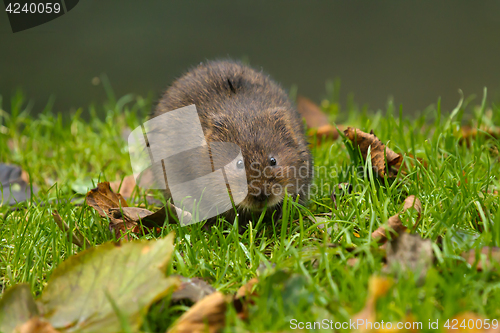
86;182;128;215
168;278;259;333
86;182;173;239
372;195;422;244
296;95;343;144
234;277;260;320
235;277;259;300
344;127;402;177
168;291;230;333
461;247;500;271
86;182;135;240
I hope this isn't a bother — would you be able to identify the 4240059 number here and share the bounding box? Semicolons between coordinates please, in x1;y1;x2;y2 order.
444;318;498;330
5;2;61;14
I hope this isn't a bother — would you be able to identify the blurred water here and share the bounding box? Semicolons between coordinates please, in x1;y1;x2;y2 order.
1;1;499;117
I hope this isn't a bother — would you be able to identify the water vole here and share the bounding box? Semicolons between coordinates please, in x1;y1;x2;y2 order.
151;60;313;223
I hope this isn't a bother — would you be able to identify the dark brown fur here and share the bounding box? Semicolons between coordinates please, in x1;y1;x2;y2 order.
152;60;313;224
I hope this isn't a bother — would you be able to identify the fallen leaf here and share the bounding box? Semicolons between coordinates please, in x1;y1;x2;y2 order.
109;174;137;198
86;182;188;239
86;182;129;215
296;95;330;128
0;163;38;206
168;278;259;333
234;278;260;321
461;247;500;271
235;277;259;300
372;196;422;244
344;128;402;177
110;204;188;228
85;182;136;239
296;95;343;144
171;277;217;303
0;284;39;333
167;291;229;333
459;125;500;147
39;233;180;332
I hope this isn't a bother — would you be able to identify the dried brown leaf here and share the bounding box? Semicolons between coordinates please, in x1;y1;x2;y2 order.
167;291;229;333
296;95;343;145
86;182;128;215
235;277;259;300
109;174;137;198
372;195;422;244
296;95;330;128
85;182;135;239
344;127;402;177
168;278;259;333
86;182;188;239
86;182;162;239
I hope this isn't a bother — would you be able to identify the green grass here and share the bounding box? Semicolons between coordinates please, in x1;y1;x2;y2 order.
1;86;500;332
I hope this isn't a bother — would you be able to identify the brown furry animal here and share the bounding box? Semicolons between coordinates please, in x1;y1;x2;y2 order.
151;60;313;224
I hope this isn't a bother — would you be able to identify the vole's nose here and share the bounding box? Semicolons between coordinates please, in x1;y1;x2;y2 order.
253;192;269;202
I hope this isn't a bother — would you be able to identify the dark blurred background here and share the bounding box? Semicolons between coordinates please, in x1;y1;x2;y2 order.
1;1;500;116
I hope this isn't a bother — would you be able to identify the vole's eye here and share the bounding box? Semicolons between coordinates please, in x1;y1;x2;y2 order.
236;159;245;169
269;156;277;166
